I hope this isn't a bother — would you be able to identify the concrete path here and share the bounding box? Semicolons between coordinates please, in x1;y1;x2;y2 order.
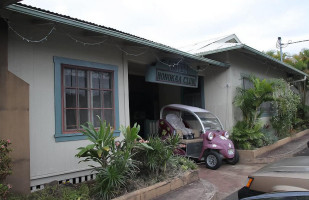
154;132;309;200
255;133;309;163
154;163;264;200
154;179;216;200
198;163;265;200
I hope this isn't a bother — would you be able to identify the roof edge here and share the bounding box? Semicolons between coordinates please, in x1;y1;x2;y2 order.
242;45;308;77
196;44;244;56
6;4;228;68
198;44;307;77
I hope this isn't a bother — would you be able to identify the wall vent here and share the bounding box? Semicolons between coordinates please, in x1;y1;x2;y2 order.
30;173;97;192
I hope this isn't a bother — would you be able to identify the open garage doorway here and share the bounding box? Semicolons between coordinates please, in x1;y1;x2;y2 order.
128;62;204;138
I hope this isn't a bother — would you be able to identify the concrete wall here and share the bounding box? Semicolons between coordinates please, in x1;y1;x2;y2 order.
7;26;131;187
0;19;30;194
204;51;287;131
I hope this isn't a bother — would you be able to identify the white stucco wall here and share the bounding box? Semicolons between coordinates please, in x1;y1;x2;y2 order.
204;51;287;131
8;29;131;186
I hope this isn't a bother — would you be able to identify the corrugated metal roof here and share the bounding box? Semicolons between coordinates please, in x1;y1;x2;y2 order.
5;3;228;67
180;34;307;77
179;34;241;54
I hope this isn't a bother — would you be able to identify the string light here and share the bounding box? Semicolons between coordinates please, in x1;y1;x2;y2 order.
116;45;148;57
7;21;208;73
193;65;208;72
67;34;108;46
7;20;55;43
154;55;183;68
182;59;208;72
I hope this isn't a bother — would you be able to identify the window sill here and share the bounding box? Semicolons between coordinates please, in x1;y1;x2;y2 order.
55;130;121;142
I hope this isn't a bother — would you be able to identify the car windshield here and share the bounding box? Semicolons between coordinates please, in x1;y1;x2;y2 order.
195;112;222;131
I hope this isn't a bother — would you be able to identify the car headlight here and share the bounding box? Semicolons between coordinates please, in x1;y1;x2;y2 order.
207;132;214;140
224;131;229;139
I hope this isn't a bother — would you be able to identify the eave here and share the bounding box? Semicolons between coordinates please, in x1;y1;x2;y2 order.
198;44;308;77
6;4;228;68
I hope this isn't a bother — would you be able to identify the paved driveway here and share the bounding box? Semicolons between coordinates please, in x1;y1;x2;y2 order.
198;163;265;200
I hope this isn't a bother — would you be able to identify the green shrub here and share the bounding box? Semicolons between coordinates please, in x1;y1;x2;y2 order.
261;128;278;146
172;156;197;171
232;76;274;149
142;136;174;174
294;104;309;130
234;76;274;128
231;121;264;150
134;134;184;175
7;183;90;200
0;139;12;199
271;79;301;138
76;120;116;168
76;120;152;200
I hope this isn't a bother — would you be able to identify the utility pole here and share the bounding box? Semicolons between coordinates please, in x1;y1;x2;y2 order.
278;37;283;62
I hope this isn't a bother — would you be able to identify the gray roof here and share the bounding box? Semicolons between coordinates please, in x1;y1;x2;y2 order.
180;34;307;77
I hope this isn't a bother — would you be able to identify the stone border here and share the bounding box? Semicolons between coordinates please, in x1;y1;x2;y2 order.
113;170;199;200
238;129;309;163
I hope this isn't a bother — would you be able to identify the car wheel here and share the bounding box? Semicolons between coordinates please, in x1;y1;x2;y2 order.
226;150;239;165
205;151;222;170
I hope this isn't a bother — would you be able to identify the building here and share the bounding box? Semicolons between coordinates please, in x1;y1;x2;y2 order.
0;3;307;194
0;3;227;193
180;34;308;130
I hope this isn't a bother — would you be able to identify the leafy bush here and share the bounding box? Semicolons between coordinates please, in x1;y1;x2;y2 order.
8;183;90;200
232;76;273;149
261;128;278;146
271;79;301;138
0;139;12;199
76;120;116;168
139;136;174;174
76;120;152;200
234;76;273;128
172;156;197;171
294;104;309;130
231;121;264;150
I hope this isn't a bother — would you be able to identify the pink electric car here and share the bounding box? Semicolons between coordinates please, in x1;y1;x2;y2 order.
159;104;239;170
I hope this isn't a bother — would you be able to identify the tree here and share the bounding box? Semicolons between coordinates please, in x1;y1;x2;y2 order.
234;76;274;128
265;49;309;73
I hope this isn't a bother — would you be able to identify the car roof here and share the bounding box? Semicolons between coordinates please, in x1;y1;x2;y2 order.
161;104;210;113
252;156;309;179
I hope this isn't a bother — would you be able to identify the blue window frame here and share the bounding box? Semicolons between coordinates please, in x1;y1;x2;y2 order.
54;57;120;142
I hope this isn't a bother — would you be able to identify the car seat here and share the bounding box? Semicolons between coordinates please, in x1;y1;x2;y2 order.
166;114;192;135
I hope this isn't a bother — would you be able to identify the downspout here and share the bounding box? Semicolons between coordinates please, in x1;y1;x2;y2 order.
289;76;307;84
289;76;307;105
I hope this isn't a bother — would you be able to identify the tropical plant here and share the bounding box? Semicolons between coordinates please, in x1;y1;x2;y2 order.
172;156;197;171
134;134;180;175
234;76;274;128
144;137;173;174
231;121;264;150
76;119;153;200
0;139;12;199
232;76;274;149
120;123;153;153
94;151;138;200
271;79;301;138
76;120;116;168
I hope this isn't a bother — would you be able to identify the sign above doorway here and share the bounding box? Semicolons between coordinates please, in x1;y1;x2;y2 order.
145;62;198;88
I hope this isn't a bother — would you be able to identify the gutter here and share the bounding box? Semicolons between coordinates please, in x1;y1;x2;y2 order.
198;43;308;77
289;76;307;84
5;4;228;68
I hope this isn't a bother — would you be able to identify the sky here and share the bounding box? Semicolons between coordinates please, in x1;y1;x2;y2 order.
22;0;309;55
